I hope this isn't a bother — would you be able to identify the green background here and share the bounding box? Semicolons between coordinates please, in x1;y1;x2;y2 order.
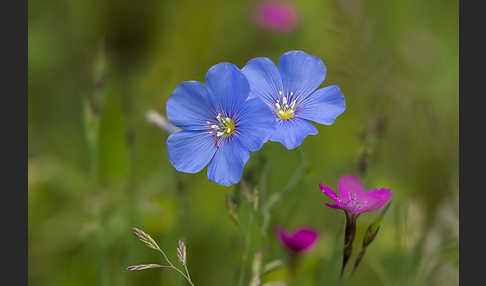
28;0;458;285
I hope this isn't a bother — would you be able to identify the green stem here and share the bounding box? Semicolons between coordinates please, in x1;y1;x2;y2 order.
262;148;307;235
238;205;255;286
184;264;192;284
351;248;366;276
341;213;357;278
158;249;195;286
289;252;298;278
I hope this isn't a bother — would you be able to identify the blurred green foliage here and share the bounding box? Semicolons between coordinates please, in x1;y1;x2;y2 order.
29;0;458;285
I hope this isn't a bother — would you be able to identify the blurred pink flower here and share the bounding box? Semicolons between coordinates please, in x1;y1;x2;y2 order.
253;1;299;33
277;227;318;254
319;175;392;216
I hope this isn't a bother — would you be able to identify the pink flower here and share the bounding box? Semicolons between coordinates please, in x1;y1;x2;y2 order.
277;228;318;254
253;1;299;33
319;175;392;216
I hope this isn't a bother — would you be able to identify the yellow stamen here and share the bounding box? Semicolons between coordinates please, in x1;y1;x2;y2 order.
208;113;235;137
275;94;297;120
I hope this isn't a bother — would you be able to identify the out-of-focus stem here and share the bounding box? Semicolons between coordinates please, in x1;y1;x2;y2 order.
238;207;255;286
262;148;308;235
350;202;391;277
146;110;181;134
289;252;298;277
351;248;366;276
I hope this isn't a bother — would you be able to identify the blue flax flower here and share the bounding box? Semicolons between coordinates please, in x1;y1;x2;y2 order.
242;50;346;150
166;63;275;186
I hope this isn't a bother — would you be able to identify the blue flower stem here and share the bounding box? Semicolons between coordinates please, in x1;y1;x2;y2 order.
238;203;255;286
262;147;308;235
175;172;191;237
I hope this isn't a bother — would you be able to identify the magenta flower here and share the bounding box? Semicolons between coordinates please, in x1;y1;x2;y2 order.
319;175;392;277
319;175;392;216
253;1;299;33
277;228;318;254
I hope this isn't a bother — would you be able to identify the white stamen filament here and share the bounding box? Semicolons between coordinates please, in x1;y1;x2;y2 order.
208;113;235;138
275;91;297;120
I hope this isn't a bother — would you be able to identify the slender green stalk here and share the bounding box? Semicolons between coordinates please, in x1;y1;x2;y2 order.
351;248;367;276
156;248;194;286
262;148;308;235
238;206;255;286
350;202;391;277
183;264;192;283
130;228;195;285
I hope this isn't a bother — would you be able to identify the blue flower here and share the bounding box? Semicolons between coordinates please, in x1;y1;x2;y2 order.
166;63;276;186
242;50;346;150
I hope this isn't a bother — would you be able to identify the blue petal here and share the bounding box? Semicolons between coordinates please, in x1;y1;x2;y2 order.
207;140;250;186
166;81;214;130
236;97;276;152
270;118;318;150
297;85;346;125
205;62;250;115
278;51;327;99
241;57;283;106
166;130;217;173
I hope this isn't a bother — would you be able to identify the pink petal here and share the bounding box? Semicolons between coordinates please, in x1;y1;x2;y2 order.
353;201;378;215
366;188;392;211
277;228;318;253
253;1;299;33
292;229;318;251
338;175;366;203
325;202;343;209
277;228;288;241
319;183;342;204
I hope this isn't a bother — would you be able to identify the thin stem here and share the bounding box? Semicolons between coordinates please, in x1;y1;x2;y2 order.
350;248;366;276
238;208;255;286
158;248;173;268
262;148;307;234
184;264;192;283
170;266;193;286
289;252;298;277
341;213;357;278
157;249;194;286
277;148;308;198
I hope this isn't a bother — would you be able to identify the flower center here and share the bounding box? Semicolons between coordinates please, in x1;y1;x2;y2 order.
343;193;368;213
208;113;235;137
275;91;297;120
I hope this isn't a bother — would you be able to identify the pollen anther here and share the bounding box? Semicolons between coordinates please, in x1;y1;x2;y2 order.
275;92;297;120
208;113;235;137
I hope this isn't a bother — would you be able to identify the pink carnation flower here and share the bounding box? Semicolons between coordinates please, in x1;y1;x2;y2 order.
253;1;299;33
319;175;392;216
277;227;318;254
